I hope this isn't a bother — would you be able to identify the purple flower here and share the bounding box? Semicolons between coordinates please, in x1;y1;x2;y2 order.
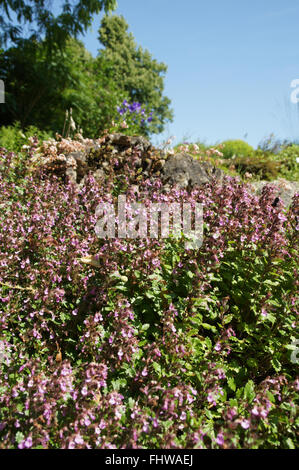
226;407;237;420
216;433;224;446
18;436;32;449
74;434;84;445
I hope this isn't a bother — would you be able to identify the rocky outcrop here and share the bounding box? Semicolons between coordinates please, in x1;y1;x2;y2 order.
57;133;163;185
42;134;224;190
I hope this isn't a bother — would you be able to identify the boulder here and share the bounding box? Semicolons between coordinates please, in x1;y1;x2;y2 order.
161;153;224;188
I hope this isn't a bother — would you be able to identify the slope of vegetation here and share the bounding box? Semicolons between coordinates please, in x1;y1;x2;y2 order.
0;138;298;449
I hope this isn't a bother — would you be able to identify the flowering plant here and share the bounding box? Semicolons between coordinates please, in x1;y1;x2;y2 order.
0;137;298;449
110;99;153;136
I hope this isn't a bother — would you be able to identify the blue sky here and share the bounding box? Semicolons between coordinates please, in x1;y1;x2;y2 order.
78;0;299;148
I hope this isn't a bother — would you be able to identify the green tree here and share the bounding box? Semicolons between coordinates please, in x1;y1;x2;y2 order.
0;13;173;138
0;0;117;48
0;37;125;136
97;14;173;135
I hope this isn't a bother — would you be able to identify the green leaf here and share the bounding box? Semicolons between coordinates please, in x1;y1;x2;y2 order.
271;357;281;372
145;291;155;299
285;438;295;449
227;377;236;391
128;397;135;409
186;271;195;279
223;314;234;324
244;380;255;403
201;323;217;333
15;432;25;444
152;362;161;374
246;358;258;368
115;285;127;292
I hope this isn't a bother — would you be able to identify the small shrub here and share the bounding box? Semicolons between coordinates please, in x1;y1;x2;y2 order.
0;122;53;153
274;145;299;180
232;151;280;180
220;140;254;160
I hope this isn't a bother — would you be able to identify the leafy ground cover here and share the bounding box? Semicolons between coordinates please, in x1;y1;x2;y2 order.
0;136;298;449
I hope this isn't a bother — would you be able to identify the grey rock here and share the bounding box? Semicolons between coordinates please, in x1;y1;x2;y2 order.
250;179;299;207
107;134;151;152
68;151;86;164
93;169;105;181
161;153;224;188
65;167;77;184
129;136;152;152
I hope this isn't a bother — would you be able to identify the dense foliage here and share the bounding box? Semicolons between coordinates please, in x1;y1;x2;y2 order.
97;15;173;135
0;37;127;136
0;0;117;47
217;140;255;160
0;122;53;153
0;136;298;449
272;145;299;181
0;15;173;138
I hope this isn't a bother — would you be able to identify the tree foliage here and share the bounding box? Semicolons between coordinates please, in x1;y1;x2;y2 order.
97;15;174;134
0;37;125;136
0;12;173;138
0;0;117;48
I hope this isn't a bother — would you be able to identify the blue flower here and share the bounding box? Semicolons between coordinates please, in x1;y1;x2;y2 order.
129;102;141;113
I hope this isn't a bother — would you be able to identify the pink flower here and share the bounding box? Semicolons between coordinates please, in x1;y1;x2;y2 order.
216;433;224;446
18;436;32;449
240;419;250;429
74;434;84;445
180;411;187;421
117;349;124;359
251;406;259;416
226;407;237;420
